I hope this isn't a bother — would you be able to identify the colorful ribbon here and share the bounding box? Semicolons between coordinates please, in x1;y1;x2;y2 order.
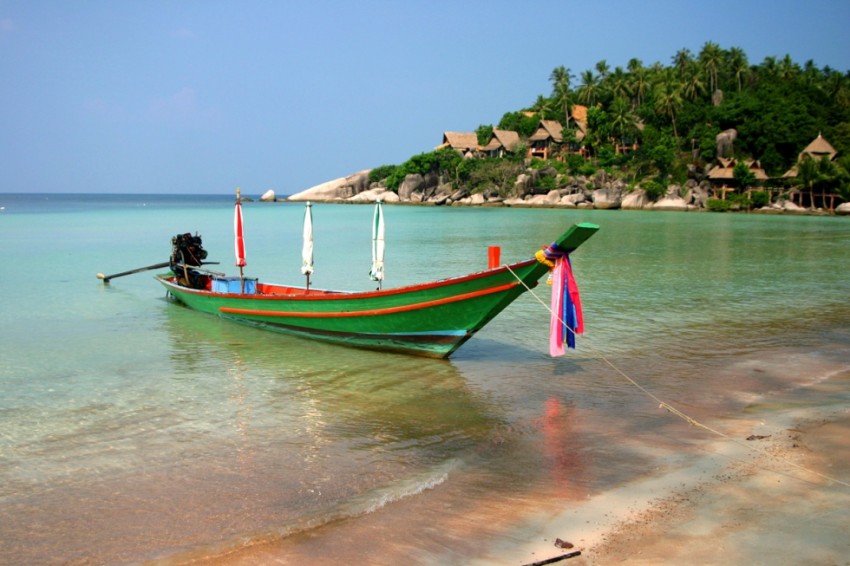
541;243;584;356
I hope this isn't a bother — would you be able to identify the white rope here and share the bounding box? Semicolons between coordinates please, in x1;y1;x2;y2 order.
505;263;850;489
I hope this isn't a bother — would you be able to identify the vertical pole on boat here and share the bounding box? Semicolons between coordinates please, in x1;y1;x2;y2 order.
234;187;247;292
301;202;314;292
369;199;385;290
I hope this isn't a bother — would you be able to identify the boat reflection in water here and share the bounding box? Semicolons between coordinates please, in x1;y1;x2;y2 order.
150;302;593;563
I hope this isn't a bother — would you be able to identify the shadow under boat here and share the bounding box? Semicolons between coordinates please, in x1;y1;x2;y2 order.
159;302;507;447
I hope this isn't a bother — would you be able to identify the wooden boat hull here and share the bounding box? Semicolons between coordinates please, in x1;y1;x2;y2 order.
156;223;598;358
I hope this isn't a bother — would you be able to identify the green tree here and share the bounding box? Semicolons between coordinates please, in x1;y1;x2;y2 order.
577;70;600;106
653;70;684;138
698;41;724;94
476;124;494;146
727;46;749;91
733;161;757;189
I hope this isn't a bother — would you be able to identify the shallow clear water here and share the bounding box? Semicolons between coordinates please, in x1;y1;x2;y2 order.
1;195;849;564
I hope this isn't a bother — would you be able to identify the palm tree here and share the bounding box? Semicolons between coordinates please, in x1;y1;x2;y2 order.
595;60;610;81
552;81;572;125
682;66;705;101
760;55;778;79
577;69;600;106
654;70;683;139
609;97;638;149
532;94;553;119
672;48;693;75
698;41;723;94
549;65;573;94
630;65;650;107
727;47;749;91
607;66;632;103
778;54;799;81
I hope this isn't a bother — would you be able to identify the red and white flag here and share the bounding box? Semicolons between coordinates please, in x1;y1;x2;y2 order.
234;194;246;268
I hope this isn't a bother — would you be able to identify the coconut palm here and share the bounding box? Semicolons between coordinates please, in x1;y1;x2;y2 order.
532;94;553;119
630;65;651;108
577;69;600;106
595;60;610;80
698;41;723;94
682;66;706;101
672;48;693;75
778;54;799;81
609;97;639;148
549;65;574;94
727;46;749;91
654;69;683;138
552;81;573;125
607;66;632;103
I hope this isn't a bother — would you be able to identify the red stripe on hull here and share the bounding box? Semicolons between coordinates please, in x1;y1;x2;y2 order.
218;281;520;318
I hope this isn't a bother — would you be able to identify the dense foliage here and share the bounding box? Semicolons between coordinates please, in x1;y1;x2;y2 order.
370;43;850;202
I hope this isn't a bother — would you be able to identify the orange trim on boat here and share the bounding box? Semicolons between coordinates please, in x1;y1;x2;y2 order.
219;281;520;318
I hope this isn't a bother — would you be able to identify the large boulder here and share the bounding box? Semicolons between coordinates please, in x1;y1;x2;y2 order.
288;170;371;201
592;187;623;209
836;202;850;216
348;188;398;203
652;184;690;211
651;195;690;211
621;189;650;209
716;128;737;157
397;173;425;200
684;181;712;208
561;192;587;206
260;189;276;202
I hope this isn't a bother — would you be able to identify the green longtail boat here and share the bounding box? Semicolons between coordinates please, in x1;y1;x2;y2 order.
150;193;598;358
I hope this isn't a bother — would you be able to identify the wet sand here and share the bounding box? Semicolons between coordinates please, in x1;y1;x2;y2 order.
491;410;850;566
182;368;850;566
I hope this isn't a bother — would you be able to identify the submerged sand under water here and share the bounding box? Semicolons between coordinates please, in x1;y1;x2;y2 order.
183;360;850;566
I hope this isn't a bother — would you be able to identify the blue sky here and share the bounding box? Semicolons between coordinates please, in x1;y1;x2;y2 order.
1;1;848;195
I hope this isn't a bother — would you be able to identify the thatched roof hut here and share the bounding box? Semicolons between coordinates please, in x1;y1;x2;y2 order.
708;157;769;181
481;129;520;155
529;120;564;143
783;134;838;178
437;132;480;156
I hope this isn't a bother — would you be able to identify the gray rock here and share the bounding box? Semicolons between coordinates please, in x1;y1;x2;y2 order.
622;189;650;209
288;170;371;201
398;174;425;200
592;187;623;209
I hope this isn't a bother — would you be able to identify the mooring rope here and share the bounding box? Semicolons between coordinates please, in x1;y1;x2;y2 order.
504;263;850;489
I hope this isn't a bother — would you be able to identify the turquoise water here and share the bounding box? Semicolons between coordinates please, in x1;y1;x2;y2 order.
1;195;849;564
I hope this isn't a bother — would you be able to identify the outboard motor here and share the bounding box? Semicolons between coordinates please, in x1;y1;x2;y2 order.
170;232;209;288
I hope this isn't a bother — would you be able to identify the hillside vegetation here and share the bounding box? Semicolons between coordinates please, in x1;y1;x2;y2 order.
369;43;850;207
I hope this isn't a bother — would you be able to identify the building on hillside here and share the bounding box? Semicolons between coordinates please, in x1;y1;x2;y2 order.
480;129;520;158
436;132;479;158
707;157;769;198
528;120;564;159
782;133;838;178
782;134;841;209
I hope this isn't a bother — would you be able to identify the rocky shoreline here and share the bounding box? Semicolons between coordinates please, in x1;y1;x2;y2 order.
264;169;850;215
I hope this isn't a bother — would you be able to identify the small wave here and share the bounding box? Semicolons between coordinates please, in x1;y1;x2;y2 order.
159;459;459;563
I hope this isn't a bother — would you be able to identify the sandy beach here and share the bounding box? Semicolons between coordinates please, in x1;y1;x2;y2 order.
187;371;850;566
490;397;850;565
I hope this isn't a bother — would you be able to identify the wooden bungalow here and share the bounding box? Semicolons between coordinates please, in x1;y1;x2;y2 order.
707;157;769;199
783;133;838;178
782;134;841;210
528;120;564;160
437;132;480;158
481;129;520;158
